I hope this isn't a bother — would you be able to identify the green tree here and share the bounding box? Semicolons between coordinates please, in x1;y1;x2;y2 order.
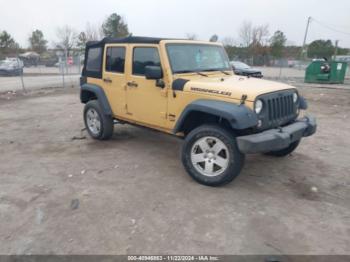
209;34;218;42
307;40;334;60
102;13;130;38
76;32;88;51
338;47;350;56
0;31;16;49
0;31;19;59
29;29;47;53
270;30;287;58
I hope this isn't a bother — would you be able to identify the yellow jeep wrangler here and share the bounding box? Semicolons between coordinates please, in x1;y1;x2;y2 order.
80;36;316;186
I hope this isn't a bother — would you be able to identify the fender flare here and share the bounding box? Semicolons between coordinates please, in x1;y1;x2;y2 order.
173;99;258;134
80;83;112;116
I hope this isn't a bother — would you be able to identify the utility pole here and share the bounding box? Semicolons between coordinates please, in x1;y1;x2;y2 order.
16;47;26;93
64;48;68;75
334;40;339;61
301;16;312;60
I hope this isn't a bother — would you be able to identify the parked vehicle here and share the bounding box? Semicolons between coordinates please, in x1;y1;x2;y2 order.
39;52;59;67
0;58;24;76
19;52;40;67
230;61;263;78
288;60;298;68
80;36;316;187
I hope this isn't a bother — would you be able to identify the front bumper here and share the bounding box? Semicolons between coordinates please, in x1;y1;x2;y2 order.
237;116;317;154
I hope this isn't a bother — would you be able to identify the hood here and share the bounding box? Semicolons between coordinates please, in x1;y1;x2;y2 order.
181;75;296;101
235;68;261;74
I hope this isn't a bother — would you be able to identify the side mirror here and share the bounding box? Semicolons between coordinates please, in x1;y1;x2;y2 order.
145;65;163;80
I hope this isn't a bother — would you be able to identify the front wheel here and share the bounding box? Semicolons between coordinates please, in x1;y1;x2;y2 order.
264;140;301;157
182;125;245;187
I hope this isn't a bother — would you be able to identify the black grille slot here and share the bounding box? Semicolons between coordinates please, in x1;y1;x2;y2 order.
266;93;295;125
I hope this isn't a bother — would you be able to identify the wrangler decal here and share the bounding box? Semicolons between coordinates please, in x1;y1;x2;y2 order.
190;87;232;96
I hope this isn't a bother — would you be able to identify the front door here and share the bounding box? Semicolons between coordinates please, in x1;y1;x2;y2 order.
102;44;127;117
126;45;167;128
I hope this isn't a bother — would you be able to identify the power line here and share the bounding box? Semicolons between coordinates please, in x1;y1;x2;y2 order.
326;23;350;30
314;20;350;30
311;18;350;37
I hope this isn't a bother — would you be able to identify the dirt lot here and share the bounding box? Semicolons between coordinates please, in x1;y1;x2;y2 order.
0;85;349;255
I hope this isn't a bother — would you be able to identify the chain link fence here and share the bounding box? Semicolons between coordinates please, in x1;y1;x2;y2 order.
1;49;349;94
0;51;83;94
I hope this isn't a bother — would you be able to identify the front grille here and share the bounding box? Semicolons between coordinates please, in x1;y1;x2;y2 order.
258;90;298;129
267;94;294;123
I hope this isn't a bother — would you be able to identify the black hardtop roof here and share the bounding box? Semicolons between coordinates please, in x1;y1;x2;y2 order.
86;36;184;48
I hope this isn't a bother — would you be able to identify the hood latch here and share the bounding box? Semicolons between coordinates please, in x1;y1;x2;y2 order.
240;94;248;105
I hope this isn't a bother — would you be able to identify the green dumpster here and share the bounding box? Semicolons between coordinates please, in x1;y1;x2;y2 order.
305;60;348;84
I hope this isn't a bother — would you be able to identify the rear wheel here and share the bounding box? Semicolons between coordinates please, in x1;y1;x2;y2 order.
264;140;301;157
182;124;245;187
84;100;114;140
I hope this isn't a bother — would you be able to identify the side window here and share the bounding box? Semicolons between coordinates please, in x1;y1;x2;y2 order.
133;47;160;76
105;47;126;73
86;47;102;72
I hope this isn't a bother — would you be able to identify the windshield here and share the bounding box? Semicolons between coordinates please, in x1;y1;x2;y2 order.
231;61;251;70
166;44;231;74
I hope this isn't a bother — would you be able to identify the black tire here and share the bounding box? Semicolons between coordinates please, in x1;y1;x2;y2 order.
84;100;114;140
264;139;301;157
182;124;245;187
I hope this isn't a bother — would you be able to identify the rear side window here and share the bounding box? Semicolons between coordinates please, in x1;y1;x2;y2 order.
106;47;126;73
86;47;102;72
133;47;160;76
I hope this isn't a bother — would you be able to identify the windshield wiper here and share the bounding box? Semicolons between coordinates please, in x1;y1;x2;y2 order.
196;71;209;77
175;70;208;77
220;70;231;75
202;69;231;75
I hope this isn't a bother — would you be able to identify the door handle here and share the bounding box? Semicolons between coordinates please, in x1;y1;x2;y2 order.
127;81;138;87
103;78;112;83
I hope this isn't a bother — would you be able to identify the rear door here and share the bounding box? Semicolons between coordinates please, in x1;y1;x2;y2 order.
102;44;128;117
125;45;168;128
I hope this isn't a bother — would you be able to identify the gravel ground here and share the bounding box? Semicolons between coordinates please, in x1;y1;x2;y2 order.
0;85;349;255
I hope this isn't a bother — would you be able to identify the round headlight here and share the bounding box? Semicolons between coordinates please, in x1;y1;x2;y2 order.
255;99;263;114
293;93;298;103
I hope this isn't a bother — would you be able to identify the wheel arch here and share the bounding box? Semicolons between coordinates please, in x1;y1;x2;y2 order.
80;83;112;116
173;99;258;135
